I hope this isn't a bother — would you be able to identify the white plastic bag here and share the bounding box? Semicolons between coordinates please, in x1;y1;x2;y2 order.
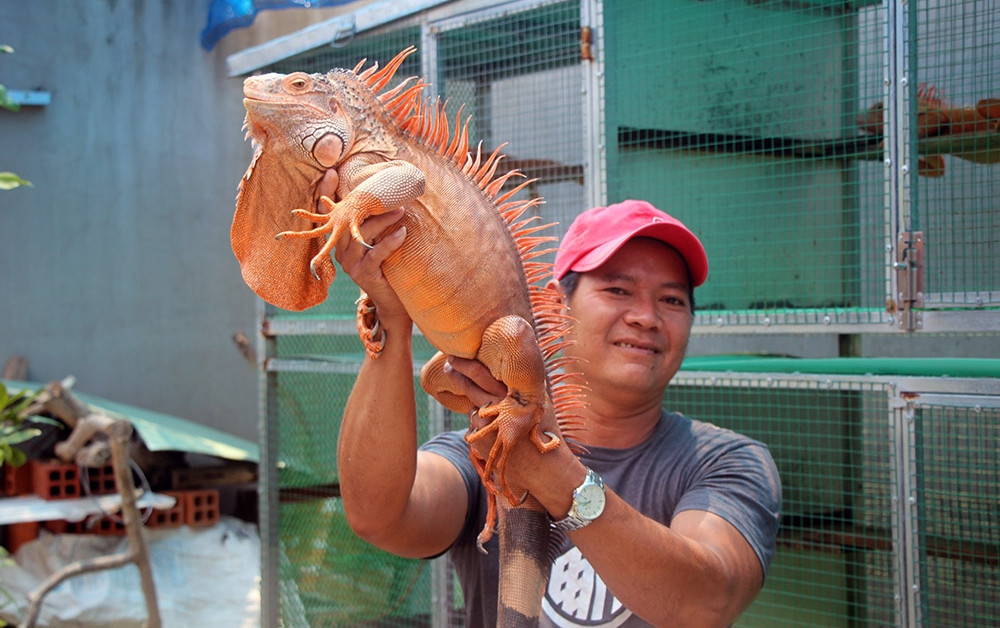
0;516;260;627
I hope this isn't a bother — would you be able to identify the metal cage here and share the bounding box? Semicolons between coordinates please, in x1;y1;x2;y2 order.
225;0;1000;625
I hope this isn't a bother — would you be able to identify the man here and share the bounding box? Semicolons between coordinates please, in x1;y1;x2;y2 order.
336;199;781;627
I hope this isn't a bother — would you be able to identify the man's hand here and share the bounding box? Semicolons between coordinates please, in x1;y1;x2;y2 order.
436;356;508;407
436;356;570;502
334;208;410;328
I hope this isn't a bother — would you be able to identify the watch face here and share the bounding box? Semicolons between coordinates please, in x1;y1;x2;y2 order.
576;483;605;519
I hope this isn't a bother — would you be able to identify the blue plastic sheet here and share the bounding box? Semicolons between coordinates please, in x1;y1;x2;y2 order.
201;0;354;50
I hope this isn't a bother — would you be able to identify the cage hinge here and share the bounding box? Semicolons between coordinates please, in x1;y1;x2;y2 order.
581;26;594;61
894;231;924;331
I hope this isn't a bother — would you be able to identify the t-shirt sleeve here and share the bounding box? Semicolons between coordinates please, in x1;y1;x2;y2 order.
421;430;501;626
674;435;782;578
419;429;482;540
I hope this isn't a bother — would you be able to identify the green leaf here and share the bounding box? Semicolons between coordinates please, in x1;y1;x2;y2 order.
27;416;63;429
0;444;12;466
3;445;26;468
0;172;31;190
1;427;41;447
8;388;41;415
0;85;20;112
1;384;44;424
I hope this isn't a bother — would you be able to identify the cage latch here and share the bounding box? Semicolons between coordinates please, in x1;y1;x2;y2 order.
894;231;924;330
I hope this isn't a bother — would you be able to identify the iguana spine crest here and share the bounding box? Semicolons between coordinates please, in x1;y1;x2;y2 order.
354;46;586;433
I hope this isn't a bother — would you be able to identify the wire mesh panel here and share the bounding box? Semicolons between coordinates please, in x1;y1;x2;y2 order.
253;4;586;625
668;374;901;627
431;0;586;244
913;401;1000;627
264;351;437;627
257;31;433;628
238;1;1000;626
602;0;1000;331
603;0;889;328
911;2;1000;309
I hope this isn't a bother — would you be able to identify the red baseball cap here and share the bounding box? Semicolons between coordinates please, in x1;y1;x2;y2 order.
553;200;708;286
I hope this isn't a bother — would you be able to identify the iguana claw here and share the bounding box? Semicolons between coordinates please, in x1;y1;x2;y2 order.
355;292;385;357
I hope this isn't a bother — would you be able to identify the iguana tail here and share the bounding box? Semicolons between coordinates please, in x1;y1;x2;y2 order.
497;498;552;627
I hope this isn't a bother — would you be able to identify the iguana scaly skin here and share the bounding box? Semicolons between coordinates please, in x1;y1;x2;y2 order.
231;47;583;626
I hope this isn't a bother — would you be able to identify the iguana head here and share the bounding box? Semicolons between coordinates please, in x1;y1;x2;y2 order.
241;71;360;172
231;48;422;311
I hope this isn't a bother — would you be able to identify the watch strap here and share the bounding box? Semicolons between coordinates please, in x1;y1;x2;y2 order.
551;511;590;532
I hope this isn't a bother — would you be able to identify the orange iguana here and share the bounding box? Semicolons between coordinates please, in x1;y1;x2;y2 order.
857;84;1000;177
231;47;583;626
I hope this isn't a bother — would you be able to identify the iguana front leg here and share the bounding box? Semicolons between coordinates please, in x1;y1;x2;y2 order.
423;315;561;550
277;160;425;279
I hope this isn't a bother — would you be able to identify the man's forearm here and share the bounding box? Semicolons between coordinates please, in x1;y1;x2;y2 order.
337;319;419;538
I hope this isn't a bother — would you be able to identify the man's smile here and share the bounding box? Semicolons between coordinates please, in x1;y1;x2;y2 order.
613;339;662;354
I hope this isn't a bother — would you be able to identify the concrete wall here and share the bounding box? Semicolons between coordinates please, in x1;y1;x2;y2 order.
0;1;344;441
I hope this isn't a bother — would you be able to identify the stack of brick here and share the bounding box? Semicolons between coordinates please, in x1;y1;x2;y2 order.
1;460;220;553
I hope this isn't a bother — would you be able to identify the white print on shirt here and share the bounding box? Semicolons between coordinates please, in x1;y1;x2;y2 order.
541;546;633;627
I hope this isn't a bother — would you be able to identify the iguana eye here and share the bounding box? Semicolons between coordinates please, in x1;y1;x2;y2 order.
285;74;309;90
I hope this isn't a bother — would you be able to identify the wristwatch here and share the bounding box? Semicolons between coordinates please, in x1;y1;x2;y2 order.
551;467;606;532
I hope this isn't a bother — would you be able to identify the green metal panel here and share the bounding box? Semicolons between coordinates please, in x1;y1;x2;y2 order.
604;0;878;318
681;354;1000;378
279;500;429;627
736;548;851;627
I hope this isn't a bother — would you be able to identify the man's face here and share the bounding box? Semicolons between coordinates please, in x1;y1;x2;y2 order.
562;237;693;403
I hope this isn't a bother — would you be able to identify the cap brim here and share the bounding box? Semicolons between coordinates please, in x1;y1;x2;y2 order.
569;222;708;286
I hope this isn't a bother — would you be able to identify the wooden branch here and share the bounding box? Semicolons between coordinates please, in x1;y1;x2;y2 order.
71;441;112;469
22;378;90;428
2;356;28;380
53;413;115;464
21;420;161;628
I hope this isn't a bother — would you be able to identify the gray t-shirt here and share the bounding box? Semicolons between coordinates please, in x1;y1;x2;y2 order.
420;409;781;627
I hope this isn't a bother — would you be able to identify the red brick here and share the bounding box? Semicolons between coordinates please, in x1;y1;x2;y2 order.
179;489;219;527
144;491;185;529
93;516;126;536
44;519;87;535
82;463;117;496
31;460;80;500
2;462;34;496
6;521;40;553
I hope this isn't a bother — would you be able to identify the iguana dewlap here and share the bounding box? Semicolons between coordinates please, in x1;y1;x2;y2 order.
231;47;582;626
